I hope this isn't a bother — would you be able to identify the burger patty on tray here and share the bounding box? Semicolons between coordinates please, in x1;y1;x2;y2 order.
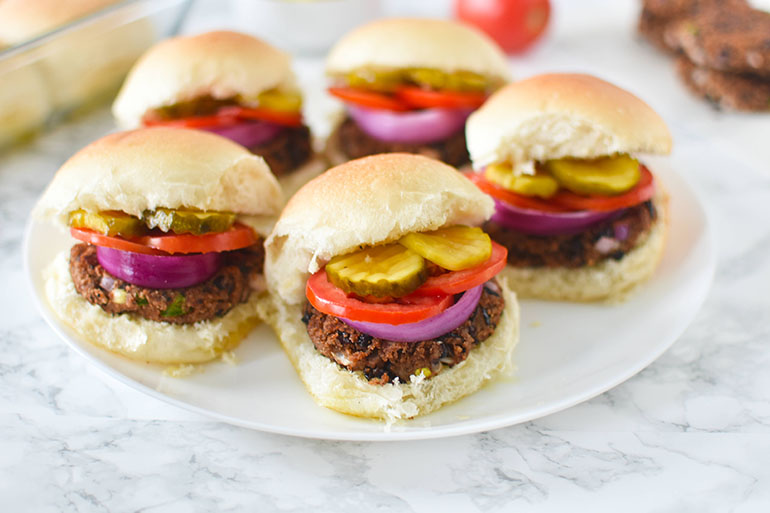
484;200;656;268
69;242;264;324
302;282;505;385
335;116;471;168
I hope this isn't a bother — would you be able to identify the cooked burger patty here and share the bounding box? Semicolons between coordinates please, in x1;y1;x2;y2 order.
69;242;264;324
249;125;312;177
335;116;471;168
676;56;770;111
303;282;505;385
484;201;656;268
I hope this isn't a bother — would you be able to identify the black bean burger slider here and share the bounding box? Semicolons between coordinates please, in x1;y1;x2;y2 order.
259;153;520;421
324;18;510;169
465;73;672;301
112;30;326;199
33;127;283;363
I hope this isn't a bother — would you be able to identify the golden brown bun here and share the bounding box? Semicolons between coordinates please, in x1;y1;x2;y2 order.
113;30;297;128
502;192;669;302
44;251;260;364
257;278;519;422
0;0;119;44
265;153;494;304
466;73;673;168
325;17;510;81
33;127;283;233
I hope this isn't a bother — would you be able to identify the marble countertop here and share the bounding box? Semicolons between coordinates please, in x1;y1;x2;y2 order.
2;0;769;510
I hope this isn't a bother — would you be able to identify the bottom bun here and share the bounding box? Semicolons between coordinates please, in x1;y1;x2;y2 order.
277;155;328;202
44;251;261;364
257;280;520;422
500;193;669;302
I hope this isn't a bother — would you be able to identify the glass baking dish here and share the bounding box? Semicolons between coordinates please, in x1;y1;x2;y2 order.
0;0;193;151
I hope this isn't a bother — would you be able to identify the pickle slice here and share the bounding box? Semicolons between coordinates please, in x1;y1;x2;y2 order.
485;163;559;198
256;89;302;112
143;209;236;235
68;210;146;237
326;244;427;298
399;226;492;271
344;67;494;93
545;154;641;196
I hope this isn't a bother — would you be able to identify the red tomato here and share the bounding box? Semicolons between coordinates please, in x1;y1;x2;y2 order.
142;106;302;129
467;172;571;213
455;0;551;54
219;106;303;127
412;242;508;296
306;270;453;325
549;166;656;212
70;223;258;255
396;86;488;109
468;168;656;213
327;87;411;111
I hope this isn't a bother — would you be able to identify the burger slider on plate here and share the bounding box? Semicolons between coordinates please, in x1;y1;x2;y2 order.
466;73;672;302
324;18;510;169
259;153;519;421
112;30;326;199
33;127;283;364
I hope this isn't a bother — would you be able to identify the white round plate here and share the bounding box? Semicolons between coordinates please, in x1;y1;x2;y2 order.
25;159;715;441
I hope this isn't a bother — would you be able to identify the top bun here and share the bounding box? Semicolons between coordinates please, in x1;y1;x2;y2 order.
326;18;510;81
34;127;283;228
113;30;296;128
466;73;673;168
0;0;118;45
265;153;495;305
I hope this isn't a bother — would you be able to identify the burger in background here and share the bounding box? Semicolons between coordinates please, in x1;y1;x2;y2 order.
34;128;283;364
324;17;510;168
466;73;672;302
113;31;327;199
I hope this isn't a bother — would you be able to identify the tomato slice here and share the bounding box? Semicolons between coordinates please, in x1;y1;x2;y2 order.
468;167;656;213
71;228;168;256
70;223;257;255
549;166;656;212
412;241;508;296
327;86;411;111
219;106;303;127
468;172;571;212
396;86;488;109
143;112;240;129
306;270;452;325
142;106;302;129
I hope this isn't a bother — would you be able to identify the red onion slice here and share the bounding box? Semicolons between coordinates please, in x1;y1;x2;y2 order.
201;120;283;148
347;104;472;144
341;284;483;342
491;198;623;236
96;246;220;289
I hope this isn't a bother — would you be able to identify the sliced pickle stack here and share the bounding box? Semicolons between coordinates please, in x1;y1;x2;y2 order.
344;67;493;93
325;226;494;298
325;244;427;298
544;154;641;196
256;89;302;112
68;210;147;237
143;209;236;235
485;163;559;198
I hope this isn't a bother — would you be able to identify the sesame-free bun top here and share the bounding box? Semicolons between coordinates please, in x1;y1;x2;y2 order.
0;0;119;45
325;18;510;81
265;153;495;304
466;73;673;168
113;30;296;128
34;127;283;227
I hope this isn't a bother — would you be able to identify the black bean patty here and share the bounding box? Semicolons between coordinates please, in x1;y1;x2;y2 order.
484;201;656;269
302;282;505;385
675;56;770;111
69;242;264;324
335;116;471;168
248;125;312;177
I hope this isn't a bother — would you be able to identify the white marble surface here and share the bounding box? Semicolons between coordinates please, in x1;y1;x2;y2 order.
2;0;770;510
